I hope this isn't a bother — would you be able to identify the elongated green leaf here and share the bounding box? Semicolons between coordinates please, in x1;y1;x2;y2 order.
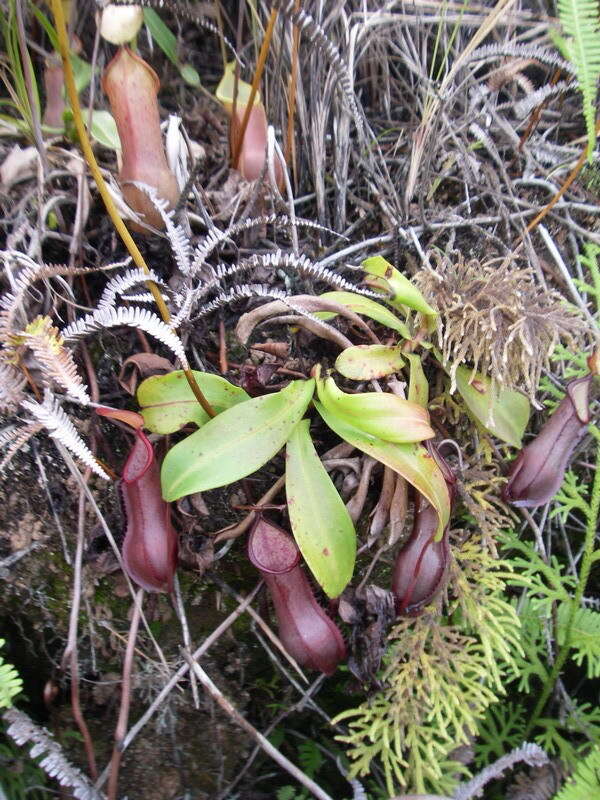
88;110;120;151
316;370;434;444
335;344;404;380
316;291;411;339
362;256;437;316
138;370;249;434
454;365;530;448
405;352;429;407
161;379;315;501
314;400;450;540
286;420;356;598
143;8;201;86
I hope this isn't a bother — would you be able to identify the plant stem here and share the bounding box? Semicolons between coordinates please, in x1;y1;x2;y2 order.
231;7;277;169
107;588;143;800
15;0;48;174
516;119;600;248
49;0;216;418
524;430;600;737
183;650;334;800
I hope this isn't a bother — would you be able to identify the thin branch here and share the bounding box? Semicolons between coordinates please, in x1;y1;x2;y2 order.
183;650;335;800
94;582;264;791
107;588;144;800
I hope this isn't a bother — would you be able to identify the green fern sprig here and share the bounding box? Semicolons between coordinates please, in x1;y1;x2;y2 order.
551;469;592;521
557;604;600;678
555;0;600;159
475;702;527;767
334;535;521;795
0;638;22;709
507;597;552;692
555;744;600;799
534;701;600;766
501;533;576;610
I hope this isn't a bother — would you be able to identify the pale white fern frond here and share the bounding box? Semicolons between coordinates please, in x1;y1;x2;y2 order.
194;284;347;346
128;182;192;274
3;707;104;800
120;292;159;303
189;214;343;275
61;306;187;363
0;362;26;411
171;249;381;328
276;0;365;139
16;316;90;405
0;251;94;340
453;742;548;800
21;393;108;480
97;268;165;311
0;423;43;473
195;284;292;318
512;80;575;118
469;43;576;75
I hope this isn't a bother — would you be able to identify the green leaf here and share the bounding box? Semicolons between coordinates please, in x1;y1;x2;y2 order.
316;291;411;339
180;63;201;87
361;256;437;317
161;379;315;501
454;365;530;447
286;420;356;598
405;352;429;407
87;110;121;151
71;53;93;94
137;370;249;434
314;400;450;540
143;8;201;86
316;370;434;444
335;344;404;380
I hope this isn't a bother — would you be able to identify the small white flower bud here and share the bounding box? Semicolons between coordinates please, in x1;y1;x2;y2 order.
100;4;143;45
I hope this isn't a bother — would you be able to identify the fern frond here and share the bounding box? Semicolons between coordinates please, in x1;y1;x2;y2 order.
335;534;521;795
454;743;548;800
11;315;90;404
3;707;104;800
171;250;381;327
475;702;527;767
0;423;43;473
0;362;26;411
275;0;365;139
120;292;158;304
0;639;22;708
61;306;186;363
127;183;192;274
502;533;575;610
513;80;575;118
21;393;108;480
558;604;600;678
97;268;165;312
189;214;341;275
193;283;297;318
534;702;600;767
0;251;93;340
555;744;600;799
469;43;576;75
556;0;600;157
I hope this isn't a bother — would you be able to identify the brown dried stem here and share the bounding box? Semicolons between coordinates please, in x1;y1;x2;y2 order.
107;588;144;800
